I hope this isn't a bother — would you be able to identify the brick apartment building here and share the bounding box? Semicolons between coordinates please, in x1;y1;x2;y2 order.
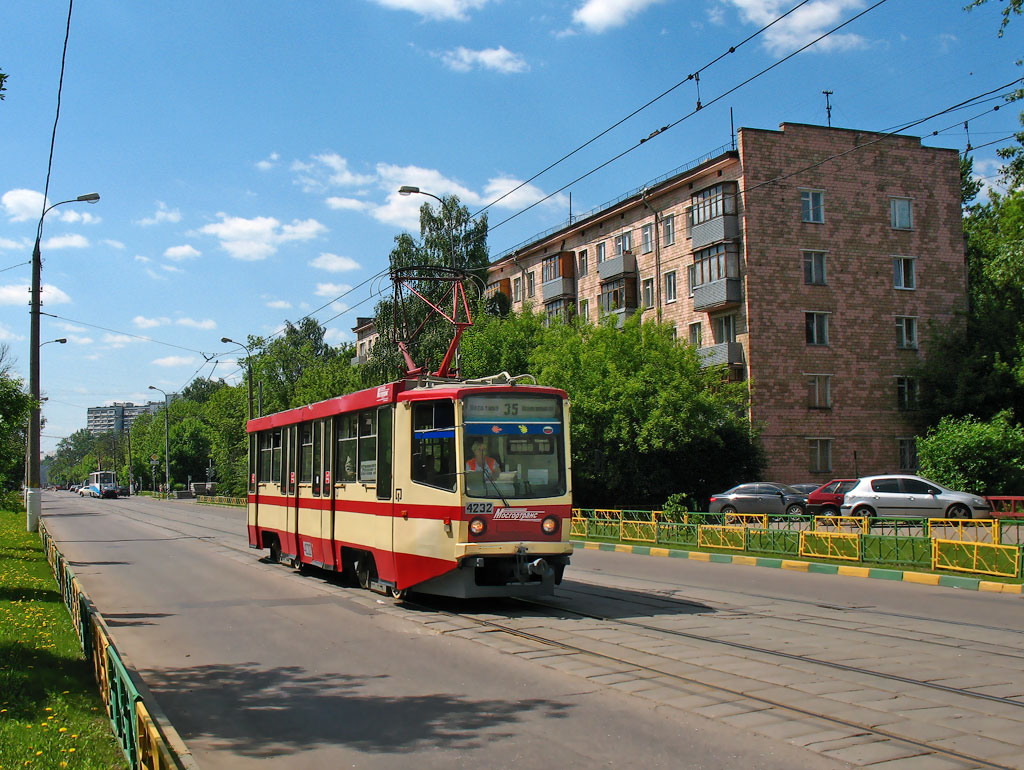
484;123;965;483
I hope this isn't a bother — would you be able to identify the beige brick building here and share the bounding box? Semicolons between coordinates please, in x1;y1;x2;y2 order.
485;123;966;484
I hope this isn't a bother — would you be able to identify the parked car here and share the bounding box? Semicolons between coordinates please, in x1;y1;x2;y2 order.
806;479;858;516
708;482;807;517
790;483;821;495
839;475;992;519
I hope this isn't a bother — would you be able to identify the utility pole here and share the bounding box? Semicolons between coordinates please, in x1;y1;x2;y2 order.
822;90;833;128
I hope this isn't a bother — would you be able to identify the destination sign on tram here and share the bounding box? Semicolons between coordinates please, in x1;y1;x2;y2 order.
463;395;561;421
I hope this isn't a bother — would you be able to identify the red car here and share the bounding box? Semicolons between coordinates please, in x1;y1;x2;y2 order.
806;479;858;516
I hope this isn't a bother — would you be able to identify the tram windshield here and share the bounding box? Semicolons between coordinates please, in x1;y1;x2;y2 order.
462;393;566;499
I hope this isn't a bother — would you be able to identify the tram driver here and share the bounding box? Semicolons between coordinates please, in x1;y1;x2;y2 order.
466;438;499;478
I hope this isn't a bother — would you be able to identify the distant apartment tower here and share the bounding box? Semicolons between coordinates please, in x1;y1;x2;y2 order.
87;400;168;435
486;123;965;482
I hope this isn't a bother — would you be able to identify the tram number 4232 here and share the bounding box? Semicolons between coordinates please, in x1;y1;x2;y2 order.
465;502;494;515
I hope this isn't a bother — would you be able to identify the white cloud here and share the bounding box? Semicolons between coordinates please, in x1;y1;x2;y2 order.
368;0;490;21
199;213;327;261
324;327;353;344
162;264;183;273
56;322;87;333
137;202;183;226
176;317;216;330
60;210;101;225
0;322;23;341
572;0;665;33
164;244;201;261
266;299;292;309
313;153;376;187
440;46;528;73
315;282;352;298
0;237;21;250
42;234;89;250
0;284;71;305
152;355;195;367
145;268;166;281
1;189;44;222
256;152;280;171
103;239;125;250
723;0;868;55
102;333;134;348
133;316;169;329
67;335;93;344
325;196;370;212
135;255;152;263
372;163;479;228
310;252;361;272
483;176;569;212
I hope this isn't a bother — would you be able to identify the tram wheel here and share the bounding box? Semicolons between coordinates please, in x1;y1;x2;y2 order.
356;554;375;589
389;586;407;601
268;539;282;564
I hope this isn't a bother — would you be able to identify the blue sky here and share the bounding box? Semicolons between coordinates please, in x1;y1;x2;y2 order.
1;0;1019;452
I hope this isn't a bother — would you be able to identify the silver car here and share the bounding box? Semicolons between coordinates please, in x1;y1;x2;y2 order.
839;475;991;519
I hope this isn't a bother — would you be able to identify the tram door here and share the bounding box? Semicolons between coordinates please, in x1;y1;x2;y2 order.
375;405;395;580
317;418;337;569
284;424;300;560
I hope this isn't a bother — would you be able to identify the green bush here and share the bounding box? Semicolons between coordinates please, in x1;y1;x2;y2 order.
917;410;1024;495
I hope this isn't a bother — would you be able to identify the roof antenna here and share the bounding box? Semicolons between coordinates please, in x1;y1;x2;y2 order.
822;90;833;127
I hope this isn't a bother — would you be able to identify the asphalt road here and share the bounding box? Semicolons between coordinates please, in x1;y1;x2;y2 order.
39;492;1024;769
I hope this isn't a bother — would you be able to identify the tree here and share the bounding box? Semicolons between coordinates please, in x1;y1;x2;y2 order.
368;195;489;383
918;411;1024;495
250;317;341;413
0;369;31;490
0;68;6;101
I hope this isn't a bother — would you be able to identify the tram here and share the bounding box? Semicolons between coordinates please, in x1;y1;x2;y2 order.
246;374;573;598
85;471;119;499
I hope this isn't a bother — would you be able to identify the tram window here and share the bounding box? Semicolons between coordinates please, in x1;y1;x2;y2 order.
259;430;282;483
411;400;456;492
335;414;358;482
358;409;377;482
312;420;322;496
376;406;392;500
299;423;313;483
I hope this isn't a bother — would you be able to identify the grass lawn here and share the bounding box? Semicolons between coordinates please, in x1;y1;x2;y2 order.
0;509;128;770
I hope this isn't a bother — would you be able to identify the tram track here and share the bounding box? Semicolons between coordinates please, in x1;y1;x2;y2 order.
406;595;1020;770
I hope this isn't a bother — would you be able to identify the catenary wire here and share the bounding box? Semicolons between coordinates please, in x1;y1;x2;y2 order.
39;312;212;355
471;0;816;219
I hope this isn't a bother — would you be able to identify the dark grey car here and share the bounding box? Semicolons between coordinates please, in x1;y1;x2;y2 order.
708;482;807;516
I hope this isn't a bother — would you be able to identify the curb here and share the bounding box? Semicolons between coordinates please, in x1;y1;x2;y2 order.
571;540;1024;595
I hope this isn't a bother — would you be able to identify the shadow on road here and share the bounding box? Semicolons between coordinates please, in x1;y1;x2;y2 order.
146;662;571;756
102;611;176;627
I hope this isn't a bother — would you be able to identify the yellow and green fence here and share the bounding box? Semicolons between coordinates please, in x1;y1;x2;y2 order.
39;522;192;770
570;509;1024;579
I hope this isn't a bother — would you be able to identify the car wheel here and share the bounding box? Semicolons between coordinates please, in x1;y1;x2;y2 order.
946;503;972;520
853;505;875;518
785;503;805;517
720;505;737;514
820;506;839;517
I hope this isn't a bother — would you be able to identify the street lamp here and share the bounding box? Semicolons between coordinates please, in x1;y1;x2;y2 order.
398;186;458;269
148;385;171;498
41;338;67;347
221;337;255;420
27;194;98;532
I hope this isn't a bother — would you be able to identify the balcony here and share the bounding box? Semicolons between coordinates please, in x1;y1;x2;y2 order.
597;251;637;281
350;354;368;366
693;277;743;311
690;213;739;250
601;307;637;328
698;341;744;368
541;276;575;303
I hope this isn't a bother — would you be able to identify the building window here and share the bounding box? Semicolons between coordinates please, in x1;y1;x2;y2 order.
664;271;677;303
803;250;827;285
896;316;918;349
599;279;626;313
809;439;832;473
807;374;832;409
578;250;588;277
893;256;916;290
596;242;606;263
663;214;675;246
691;184;733;225
899;438;919;471
891;197;913;230
713;314;737;343
542;256;559;283
527;271;536;298
805;312;830;345
641;224;653;254
614;231;632;255
692;243;737;288
513;277;522;302
688;322;702;347
545;298;566;324
687;264;696;297
801;189;825;223
642;278;654;308
579;298;589;321
897;376;919;410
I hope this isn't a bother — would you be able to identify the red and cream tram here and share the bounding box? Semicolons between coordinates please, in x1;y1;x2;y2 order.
246;376;573;598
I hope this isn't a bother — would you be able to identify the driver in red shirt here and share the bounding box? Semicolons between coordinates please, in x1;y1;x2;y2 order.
466;438;499;477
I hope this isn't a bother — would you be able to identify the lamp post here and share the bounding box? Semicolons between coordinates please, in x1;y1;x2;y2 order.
27;193;99;532
398;186;459;269
148;386;171;498
221;337;254;420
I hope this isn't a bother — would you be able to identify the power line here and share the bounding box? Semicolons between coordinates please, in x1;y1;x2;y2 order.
0;260;30;273
472;0;817;220
40;312;213;355
488;0;891;233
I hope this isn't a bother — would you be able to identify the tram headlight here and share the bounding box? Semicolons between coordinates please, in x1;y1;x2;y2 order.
541;516;559;535
469;517;487;536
